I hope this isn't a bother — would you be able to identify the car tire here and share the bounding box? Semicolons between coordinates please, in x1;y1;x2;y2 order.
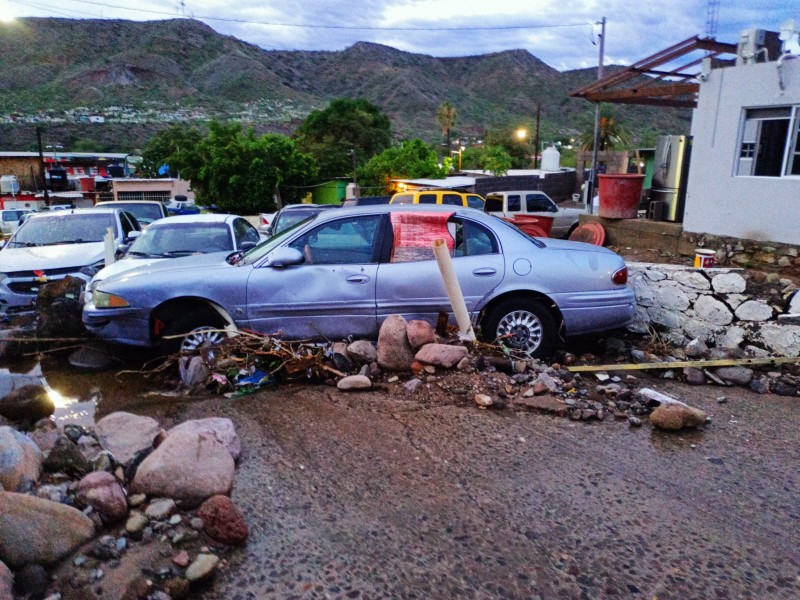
159;312;228;355
483;298;557;358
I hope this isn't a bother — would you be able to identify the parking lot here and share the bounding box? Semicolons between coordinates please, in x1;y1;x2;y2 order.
138;376;800;599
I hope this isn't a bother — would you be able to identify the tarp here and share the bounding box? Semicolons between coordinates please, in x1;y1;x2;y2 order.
390;211;454;263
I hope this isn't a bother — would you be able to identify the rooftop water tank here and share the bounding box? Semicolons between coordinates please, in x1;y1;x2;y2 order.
541;146;561;172
0;175;20;195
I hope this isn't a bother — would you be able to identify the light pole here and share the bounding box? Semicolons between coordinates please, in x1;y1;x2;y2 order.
588;16;607;213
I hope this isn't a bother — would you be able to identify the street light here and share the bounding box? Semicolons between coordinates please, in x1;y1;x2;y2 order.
516;128;533;167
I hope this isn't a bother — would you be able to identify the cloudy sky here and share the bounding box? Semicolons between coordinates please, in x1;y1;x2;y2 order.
1;0;797;70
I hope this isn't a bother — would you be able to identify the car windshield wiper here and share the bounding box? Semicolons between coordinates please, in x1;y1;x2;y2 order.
41;239;95;245
9;241;40;247
127;250;171;258
164;249;202;257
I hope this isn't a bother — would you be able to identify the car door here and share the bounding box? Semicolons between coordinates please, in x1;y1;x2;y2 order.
245;214;384;340
375;215;505;325
525;193;565;236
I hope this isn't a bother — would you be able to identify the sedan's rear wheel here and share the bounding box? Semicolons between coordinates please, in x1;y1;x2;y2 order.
483;298;557;358
159;312;227;355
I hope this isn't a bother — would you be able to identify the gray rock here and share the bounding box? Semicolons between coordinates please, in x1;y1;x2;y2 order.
42;435;90;476
145;498;177;520
185;553;220;582
346;340;377;364
336;375;372;391
131;430;235;502
95;411;160;466
758;324;800;357
0;384;53;424
414;344;469;368
403;378;422;393
714;366;753;386
168;418;241;461
0;560;12;600
670;270;711;290
694;295;733;326
0;426;42;492
684;338;708;358
711;272;747;294
535;372;561;393
683;368;706;385
735;300;773;322
377;315;416;371
716;326;746;351
652;283;690;311
0;492;95;567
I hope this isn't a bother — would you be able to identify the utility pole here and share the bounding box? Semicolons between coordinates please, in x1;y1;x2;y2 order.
35;126;50;206
588;16;606;213
534;102;541;169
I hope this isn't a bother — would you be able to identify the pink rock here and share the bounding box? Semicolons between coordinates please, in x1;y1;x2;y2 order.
95;411;160;466
197;495;249;546
172;550;190;567
131;430;235;503
0;427;42;492
414;344;469;368
377;315;415;372
76;471;128;522
406;320;436;349
169;418;240;461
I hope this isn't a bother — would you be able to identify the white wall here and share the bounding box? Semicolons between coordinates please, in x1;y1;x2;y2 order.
684;58;800;244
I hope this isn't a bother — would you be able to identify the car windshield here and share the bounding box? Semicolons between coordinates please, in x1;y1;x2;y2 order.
487;214;547;248
9;213;116;247
127;222;232;257
237;216;315;266
105;203;165;225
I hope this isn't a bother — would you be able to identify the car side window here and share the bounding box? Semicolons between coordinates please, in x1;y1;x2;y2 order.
466;195;484;209
288;215;381;265
526;194;556;213
442;193;463;206
452;218;498;257
418;193;437;204
507;195;522;212
119;212;136;236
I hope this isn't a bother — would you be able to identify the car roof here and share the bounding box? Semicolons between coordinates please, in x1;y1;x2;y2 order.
312;202;484;223
96;200;165;205
279;204;337;211
28;207;124;219
149;214;238;225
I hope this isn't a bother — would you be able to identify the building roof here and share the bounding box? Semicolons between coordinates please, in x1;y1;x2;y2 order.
393;176;476;188
0;152;129;160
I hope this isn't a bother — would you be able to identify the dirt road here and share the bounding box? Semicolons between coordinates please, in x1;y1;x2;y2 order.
155;378;800;600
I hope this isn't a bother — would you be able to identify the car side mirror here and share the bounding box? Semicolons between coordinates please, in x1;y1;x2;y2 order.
265;226;273;236
267;247;304;268
125;230;142;243
240;241;256;251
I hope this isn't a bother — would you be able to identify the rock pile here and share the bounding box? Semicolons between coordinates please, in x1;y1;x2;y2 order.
0;410;248;599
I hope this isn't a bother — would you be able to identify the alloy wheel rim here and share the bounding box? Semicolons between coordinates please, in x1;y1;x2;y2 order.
496;310;543;354
180;326;226;353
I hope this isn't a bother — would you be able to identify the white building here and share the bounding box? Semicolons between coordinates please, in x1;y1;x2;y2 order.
683;50;800;245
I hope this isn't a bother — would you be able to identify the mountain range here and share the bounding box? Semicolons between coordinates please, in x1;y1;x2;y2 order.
0;18;690;152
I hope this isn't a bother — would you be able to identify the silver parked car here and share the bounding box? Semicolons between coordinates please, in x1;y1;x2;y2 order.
83;205;634;357
0;209;33;236
0;208;141;314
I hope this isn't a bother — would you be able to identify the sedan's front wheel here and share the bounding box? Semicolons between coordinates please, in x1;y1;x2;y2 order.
483;298;557;358
159;313;228;355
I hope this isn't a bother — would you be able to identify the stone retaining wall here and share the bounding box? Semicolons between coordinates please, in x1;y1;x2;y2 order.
627;263;800;357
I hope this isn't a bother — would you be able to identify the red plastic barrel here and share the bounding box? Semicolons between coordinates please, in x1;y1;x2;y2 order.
598;174;645;219
512;214;554;237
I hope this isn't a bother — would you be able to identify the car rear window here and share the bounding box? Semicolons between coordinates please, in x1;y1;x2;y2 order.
391;194;414;204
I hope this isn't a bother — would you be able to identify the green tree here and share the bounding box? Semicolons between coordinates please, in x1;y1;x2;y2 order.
182;121;317;214
577;104;633;152
140;123;203;178
455;145;512;175
485;127;530;169
357;139;446;196
294;98;392;181
436;101;458;154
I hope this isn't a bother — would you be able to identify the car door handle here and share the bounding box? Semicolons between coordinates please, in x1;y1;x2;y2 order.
346;274;371;284
472;268;497;277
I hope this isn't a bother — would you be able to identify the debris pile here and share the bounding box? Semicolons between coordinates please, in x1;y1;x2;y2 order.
0;402;247;599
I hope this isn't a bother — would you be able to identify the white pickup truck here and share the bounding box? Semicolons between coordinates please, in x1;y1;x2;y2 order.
483;190;586;238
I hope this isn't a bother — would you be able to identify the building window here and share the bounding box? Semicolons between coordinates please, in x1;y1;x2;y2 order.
736;106;800;177
117;191;171;202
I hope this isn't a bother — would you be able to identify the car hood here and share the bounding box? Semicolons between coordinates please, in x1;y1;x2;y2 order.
92;257;166;283
100;251;233;287
0;243;105;272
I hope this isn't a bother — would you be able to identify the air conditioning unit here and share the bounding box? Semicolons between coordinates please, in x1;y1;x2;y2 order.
737;29;782;65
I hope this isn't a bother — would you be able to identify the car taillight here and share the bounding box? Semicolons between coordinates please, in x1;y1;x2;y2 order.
612;266;628;285
261;216;269;225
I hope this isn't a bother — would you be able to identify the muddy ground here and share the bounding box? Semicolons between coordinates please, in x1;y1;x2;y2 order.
90;365;798;600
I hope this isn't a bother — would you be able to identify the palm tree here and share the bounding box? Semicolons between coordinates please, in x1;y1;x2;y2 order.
436;102;458;154
577;104;632;152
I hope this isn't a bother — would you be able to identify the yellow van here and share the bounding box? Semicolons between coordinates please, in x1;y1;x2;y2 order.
389;189;485;209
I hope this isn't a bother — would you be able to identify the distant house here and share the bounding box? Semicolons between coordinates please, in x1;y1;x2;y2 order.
88;115;105;123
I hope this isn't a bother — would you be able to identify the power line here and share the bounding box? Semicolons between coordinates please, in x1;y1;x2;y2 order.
8;0;589;32
8;0;84;19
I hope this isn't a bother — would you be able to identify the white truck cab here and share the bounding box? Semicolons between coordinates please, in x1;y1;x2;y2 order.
483;190;585;238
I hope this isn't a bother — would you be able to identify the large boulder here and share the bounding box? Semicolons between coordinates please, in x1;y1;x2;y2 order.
0;384;54;424
95;412;160;466
650;404;708;431
168;418;240;461
346;340;377;364
0;560;12;599
197;495;249;546
0;426;42;492
0;492;95;567
406;320;436;349
131;429;235;503
377;315;416;371
414;344;469;368
76;471;128;522
36;276;86;339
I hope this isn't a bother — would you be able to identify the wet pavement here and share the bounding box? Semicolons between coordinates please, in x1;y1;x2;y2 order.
5;355;800;599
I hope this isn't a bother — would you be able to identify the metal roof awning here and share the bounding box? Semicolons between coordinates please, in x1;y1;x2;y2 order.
570;36;738;108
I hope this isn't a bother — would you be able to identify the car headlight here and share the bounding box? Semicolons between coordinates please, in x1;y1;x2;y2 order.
93;290;130;308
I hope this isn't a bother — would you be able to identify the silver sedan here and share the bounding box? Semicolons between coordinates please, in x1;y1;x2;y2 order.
83;204;635;357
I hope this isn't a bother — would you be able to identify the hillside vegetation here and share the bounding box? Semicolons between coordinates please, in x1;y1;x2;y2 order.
0;18;690;150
